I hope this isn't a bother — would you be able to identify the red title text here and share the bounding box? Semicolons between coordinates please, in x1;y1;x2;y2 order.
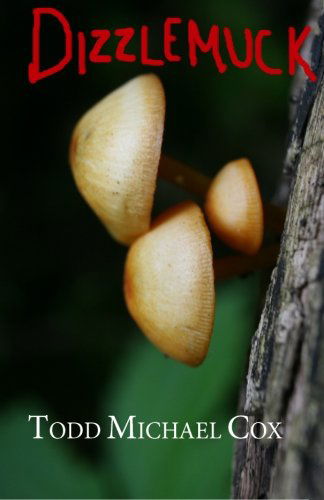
28;7;317;84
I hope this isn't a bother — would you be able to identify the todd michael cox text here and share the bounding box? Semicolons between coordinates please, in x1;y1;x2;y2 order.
28;415;283;440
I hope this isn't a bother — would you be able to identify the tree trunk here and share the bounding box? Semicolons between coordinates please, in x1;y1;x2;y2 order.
231;3;324;499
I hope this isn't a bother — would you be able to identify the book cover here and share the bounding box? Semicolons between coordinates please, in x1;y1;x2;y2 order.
3;1;324;498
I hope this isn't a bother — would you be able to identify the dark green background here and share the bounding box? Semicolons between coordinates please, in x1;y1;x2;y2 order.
3;0;306;497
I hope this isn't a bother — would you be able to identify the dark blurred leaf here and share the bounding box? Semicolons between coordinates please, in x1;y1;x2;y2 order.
0;401;103;499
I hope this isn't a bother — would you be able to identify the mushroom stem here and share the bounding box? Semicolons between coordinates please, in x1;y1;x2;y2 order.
214;244;279;281
158;155;285;234
158;155;211;197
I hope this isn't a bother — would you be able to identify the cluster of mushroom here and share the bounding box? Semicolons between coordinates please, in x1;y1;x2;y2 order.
70;73;278;367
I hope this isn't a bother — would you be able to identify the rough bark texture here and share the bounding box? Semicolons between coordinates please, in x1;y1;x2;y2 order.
232;4;324;499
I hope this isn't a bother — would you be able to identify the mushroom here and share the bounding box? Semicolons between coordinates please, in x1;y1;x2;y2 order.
124;202;215;366
70;73;165;245
124;200;279;366
205;158;264;255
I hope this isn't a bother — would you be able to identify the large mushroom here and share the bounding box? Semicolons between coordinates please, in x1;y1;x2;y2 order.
124;202;215;366
70;73;165;245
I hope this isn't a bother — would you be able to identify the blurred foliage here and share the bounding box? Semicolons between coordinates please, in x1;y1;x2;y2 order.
2;0;307;497
0;402;104;498
0;276;260;498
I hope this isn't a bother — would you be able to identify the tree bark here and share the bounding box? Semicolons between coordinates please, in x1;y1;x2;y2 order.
232;4;324;499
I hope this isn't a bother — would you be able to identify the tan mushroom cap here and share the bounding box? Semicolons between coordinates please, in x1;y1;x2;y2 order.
70;74;165;245
124;202;215;366
205;158;264;255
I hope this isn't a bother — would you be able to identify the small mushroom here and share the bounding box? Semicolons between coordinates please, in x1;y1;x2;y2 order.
205;158;264;255
124;202;215;366
70;73;165;245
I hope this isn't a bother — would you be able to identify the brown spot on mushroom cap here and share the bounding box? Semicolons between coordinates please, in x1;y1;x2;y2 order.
205;158;264;255
70;74;165;245
124;202;215;366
